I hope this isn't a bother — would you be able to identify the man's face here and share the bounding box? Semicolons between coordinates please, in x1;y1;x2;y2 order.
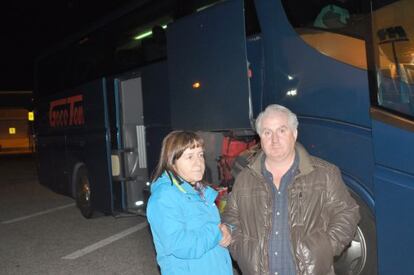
260;112;297;163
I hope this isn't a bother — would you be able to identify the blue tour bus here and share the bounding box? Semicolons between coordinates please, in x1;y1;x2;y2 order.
34;0;414;274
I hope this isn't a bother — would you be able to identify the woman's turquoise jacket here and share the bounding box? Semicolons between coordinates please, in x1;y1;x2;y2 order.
147;172;232;275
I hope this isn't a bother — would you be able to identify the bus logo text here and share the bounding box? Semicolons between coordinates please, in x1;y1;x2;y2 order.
49;95;85;127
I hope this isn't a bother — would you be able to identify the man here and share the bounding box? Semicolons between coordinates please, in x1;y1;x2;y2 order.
222;104;360;275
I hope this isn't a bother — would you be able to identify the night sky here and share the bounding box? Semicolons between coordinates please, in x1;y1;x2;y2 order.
0;0;135;91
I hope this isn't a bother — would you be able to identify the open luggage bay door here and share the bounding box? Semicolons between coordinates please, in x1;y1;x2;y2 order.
167;0;251;131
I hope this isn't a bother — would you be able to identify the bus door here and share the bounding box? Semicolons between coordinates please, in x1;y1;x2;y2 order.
113;76;148;213
370;109;414;274
370;0;414;273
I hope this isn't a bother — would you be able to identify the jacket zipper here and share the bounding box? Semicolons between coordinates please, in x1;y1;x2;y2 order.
298;191;303;224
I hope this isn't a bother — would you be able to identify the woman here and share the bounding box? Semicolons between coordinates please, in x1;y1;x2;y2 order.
147;131;233;275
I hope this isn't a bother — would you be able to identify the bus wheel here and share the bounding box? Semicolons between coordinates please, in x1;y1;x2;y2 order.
75;167;94;218
334;192;377;275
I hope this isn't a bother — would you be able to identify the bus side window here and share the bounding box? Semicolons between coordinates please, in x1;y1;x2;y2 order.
313;4;350;29
141;25;167;62
281;0;371;70
245;0;261;36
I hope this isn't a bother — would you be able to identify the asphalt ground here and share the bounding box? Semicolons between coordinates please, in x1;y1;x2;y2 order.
0;154;159;275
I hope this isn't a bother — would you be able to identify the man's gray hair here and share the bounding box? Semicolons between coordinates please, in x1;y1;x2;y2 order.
255;104;299;135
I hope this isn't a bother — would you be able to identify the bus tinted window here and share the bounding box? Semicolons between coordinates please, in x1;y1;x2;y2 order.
245;0;261;36
372;0;414;118
35;0;259;97
281;0;371;69
36;30;114;97
35;0;224;97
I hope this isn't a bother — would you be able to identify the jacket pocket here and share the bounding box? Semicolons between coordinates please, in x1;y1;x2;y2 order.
167;257;191;275
297;230;334;275
236;235;261;275
290;188;305;226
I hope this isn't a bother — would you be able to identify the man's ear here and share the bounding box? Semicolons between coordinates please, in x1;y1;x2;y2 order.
293;129;298;140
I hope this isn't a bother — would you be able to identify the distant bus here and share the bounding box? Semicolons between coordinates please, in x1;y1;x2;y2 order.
0;107;33;154
34;0;414;274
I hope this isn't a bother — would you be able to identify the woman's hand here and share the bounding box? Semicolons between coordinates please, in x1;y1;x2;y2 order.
218;223;232;247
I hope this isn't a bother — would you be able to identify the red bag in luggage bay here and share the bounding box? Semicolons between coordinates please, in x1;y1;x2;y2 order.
218;136;257;189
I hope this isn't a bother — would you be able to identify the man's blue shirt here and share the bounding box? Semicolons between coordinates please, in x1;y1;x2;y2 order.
262;153;298;275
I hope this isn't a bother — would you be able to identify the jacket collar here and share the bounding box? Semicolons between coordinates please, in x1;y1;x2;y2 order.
295;142;314;176
181;181;217;204
248;142;314;178
162;171;218;203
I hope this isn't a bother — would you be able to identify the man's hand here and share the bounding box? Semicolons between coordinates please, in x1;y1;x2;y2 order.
219;223;232;247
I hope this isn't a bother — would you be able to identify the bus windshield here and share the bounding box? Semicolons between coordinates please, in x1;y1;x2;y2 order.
372;0;414;118
282;0;414;119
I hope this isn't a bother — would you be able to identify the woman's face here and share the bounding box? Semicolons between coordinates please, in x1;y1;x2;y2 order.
173;146;205;184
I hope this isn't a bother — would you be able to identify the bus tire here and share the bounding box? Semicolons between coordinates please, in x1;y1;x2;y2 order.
75;166;94;219
334;191;377;275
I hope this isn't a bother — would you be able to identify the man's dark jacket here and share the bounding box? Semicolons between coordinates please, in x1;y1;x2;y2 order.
222;144;360;275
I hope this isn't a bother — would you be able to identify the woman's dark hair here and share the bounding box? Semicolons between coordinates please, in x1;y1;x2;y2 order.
151;130;204;182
